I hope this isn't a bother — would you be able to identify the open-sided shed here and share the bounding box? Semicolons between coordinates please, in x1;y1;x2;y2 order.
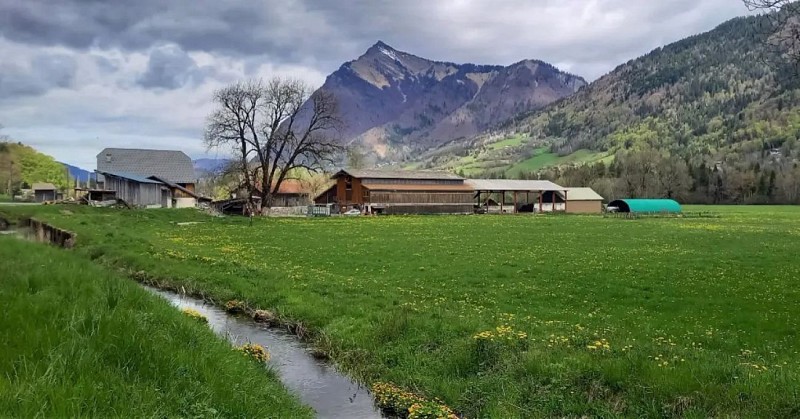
608;199;681;214
466;179;567;213
32;183;59;202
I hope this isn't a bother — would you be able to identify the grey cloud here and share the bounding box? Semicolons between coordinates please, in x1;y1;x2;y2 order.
0;0;754;81
92;55;119;73
0;53;77;98
0;1;329;64
137;44;210;89
0;0;758;169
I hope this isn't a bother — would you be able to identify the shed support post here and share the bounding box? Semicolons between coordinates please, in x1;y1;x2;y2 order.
513;191;518;214
564;190;568;213
500;191;504;214
552;190;556;212
538;192;543;214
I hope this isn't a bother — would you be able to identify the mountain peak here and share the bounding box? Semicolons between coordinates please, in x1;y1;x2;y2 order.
364;40;401;59
372;40;392;50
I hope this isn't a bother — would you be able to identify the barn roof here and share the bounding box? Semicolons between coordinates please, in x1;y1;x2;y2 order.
363;183;474;192
32;182;57;191
97;148;196;184
608;199;681;213
275;179;308;194
559;187;604;201
466;179;566;192
97;170;163;184
148;176;201;198
332;169;463;181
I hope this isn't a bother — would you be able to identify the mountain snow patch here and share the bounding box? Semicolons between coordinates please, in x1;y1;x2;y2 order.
380;47;400;62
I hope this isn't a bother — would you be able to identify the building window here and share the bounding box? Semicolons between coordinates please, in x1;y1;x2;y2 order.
345;176;352;190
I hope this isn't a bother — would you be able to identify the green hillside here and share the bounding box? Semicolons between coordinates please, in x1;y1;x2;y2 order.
518;14;789;157
0;141;71;196
412;13;800;203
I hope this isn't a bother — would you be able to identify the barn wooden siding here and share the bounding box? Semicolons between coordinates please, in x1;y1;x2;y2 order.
104;176;167;207
272;194;307;207
382;204;474;215
34;190;57;202
368;191;473;205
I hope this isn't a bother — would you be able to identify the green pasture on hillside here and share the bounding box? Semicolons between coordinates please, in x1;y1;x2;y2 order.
506;149;610;176
1;205;799;417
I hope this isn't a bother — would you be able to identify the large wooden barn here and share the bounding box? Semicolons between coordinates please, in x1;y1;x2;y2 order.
315;169;474;214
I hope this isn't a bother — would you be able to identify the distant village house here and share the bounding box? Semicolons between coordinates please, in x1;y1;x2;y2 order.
32;183;60;202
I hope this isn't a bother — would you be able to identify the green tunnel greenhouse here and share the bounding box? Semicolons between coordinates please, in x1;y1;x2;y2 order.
607;199;682;214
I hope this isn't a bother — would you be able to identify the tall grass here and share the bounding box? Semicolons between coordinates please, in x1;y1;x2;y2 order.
0;235;311;418
3;205;800;417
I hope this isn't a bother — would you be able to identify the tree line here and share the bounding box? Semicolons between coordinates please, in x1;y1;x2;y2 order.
516;148;800;204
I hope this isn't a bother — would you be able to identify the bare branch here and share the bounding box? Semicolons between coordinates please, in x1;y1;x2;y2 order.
205;77;342;213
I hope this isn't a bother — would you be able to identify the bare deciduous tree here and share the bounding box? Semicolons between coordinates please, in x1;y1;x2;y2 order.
204;78;342;213
745;1;800;71
656;157;692;200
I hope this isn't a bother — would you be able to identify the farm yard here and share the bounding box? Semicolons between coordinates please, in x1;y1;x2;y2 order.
2;205;800;417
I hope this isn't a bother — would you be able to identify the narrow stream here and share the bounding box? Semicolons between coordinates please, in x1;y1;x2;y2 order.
144;286;384;419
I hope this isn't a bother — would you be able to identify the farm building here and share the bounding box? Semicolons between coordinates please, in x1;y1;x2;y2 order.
256;179;311;207
148;175;206;208
316;169;474;214
608;199;681;214
32;183;59;202
97;148;197;205
97;171;171;208
95;148;201;207
540;187;605;213
466;179;569;213
213;180;311;215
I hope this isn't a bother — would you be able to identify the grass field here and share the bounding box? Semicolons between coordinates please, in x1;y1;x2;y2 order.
2;205;800;417
486;134;525;151
506;149;610;176
0;235;310;418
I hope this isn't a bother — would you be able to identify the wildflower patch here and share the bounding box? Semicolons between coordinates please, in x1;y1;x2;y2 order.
236;343;270;363
225;299;247;314
181;307;208;323
371;382;457;419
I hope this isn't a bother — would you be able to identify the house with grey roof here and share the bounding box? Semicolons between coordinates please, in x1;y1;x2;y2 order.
95;148;199;208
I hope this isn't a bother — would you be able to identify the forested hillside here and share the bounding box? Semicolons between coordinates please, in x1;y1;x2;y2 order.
0;141;71;197
414;13;800;204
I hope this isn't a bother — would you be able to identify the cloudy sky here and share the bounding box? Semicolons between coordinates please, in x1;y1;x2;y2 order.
0;0;753;169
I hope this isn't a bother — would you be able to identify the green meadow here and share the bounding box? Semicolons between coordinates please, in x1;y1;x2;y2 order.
0;235;311;418
2;205;799;417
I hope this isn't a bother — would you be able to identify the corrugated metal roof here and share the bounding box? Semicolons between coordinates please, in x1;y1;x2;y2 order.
97;148;196;183
98;171;164;184
608;199;681;213
559;187;604;201
466;179;565;191
333;169;463;180
32;182;57;191
363;183;474;192
148;176;201;198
